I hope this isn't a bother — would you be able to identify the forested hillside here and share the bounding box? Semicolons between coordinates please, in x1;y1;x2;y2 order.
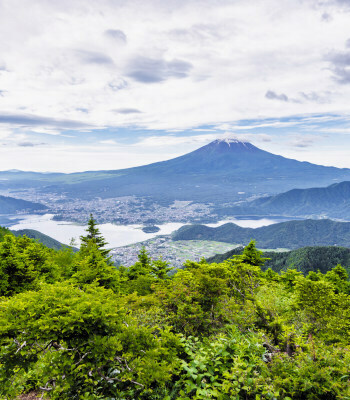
1;221;350;399
0;226;68;251
0;194;47;214
249;180;350;219
208;245;350;274
173;219;350;248
12;229;68;251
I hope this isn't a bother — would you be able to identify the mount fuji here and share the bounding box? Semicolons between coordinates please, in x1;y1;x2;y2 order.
2;138;350;203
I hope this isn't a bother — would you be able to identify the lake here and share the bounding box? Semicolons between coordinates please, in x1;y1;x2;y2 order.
7;214;289;248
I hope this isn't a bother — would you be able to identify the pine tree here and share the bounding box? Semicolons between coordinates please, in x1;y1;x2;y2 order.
126;247;152;280
152;257;173;279
80;214;110;258
137;246;152;269
232;240;267;267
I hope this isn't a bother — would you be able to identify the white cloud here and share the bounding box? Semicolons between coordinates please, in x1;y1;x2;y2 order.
288;134;320;148
0;127;12;140
134;134;217;147
1;0;350;169
0;0;349;130
0;142;181;172
99;139;119;145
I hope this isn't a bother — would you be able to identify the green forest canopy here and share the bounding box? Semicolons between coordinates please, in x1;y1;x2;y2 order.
0;226;350;399
207;245;350;275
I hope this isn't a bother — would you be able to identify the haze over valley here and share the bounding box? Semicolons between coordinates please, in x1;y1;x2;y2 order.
2;138;350;225
2;138;350;267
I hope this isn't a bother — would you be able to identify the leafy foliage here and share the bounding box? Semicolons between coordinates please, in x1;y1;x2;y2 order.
0;227;350;399
0;226;12;242
71;241;121;291
0;283;180;399
0;235;58;296
208;245;350;275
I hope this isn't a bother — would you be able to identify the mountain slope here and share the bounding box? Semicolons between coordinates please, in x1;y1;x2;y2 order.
207;245;350;274
2;139;350;203
0;225;68;251
249;181;350;219
0;195;48;214
12;229;69;250
52;139;350;202
172;219;350;249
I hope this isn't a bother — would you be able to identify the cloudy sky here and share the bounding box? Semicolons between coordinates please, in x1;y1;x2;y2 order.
1;0;350;172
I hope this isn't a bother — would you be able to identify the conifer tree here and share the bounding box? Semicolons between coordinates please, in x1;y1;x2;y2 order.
137;246;152;269
80;214;110;258
232;240;267;267
152;257;173;279
126;247;152;280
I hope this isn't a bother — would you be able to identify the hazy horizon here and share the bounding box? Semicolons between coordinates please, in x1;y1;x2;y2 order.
1;136;350;174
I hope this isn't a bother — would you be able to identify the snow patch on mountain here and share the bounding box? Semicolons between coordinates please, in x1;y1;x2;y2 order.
217;137;250;146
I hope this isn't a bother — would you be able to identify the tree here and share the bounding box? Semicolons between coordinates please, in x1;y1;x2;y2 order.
324;264;350;294
152;257;173;279
0;282;180;399
0;235;58;296
222;241;265;303
231;240;267;267
0;226;12;242
72;241;120;292
80;214;110;258
126;247;153;280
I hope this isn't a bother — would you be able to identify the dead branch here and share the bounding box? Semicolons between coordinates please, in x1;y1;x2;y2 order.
75;351;91;366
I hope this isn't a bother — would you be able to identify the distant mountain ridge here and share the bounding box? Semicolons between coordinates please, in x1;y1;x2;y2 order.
248;181;350;219
0;195;47;214
2;139;350;203
172;219;350;249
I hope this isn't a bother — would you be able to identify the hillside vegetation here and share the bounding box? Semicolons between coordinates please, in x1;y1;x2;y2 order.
0;218;350;399
0;226;68;251
0;226;11;241
12;229;68;251
173;219;350;248
208;245;350;274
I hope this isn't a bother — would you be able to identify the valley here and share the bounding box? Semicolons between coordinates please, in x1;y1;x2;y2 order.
111;237;237;268
5;213;283;267
3;139;350;270
3;139;350;228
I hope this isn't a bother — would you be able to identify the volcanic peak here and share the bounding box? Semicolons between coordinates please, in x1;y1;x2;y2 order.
205;137;259;154
213;137;250;146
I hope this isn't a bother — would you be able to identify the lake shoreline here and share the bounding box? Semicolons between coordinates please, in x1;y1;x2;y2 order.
3;213;300;248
